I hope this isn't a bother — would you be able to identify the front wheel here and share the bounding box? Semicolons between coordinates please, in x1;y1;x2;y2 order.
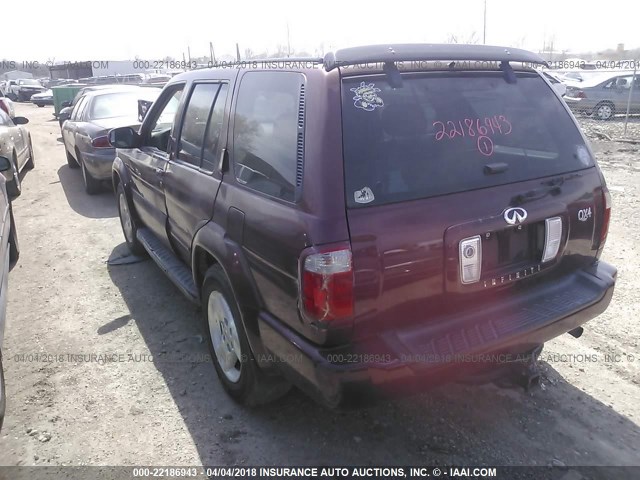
202;265;290;406
116;183;146;256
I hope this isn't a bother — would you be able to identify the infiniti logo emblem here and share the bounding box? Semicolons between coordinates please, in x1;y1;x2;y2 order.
503;207;528;225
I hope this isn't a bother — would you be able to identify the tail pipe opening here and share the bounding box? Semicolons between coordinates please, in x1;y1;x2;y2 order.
568;326;584;338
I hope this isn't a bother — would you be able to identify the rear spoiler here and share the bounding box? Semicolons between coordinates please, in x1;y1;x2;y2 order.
323;44;549;71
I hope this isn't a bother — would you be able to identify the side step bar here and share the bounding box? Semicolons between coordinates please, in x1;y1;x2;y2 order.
136;228;199;303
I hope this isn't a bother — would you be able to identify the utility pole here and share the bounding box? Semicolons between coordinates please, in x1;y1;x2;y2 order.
483;0;487;44
209;42;216;65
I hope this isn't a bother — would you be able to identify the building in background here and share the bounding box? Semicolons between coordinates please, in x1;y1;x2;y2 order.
1;70;34;80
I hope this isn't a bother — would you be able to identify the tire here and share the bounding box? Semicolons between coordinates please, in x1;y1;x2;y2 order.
77;150;101;194
36;104;44;108
0;353;5;432
116;182;146;256
594;102;614;121
8;203;19;267
24;137;34;170
6;154;21;198
65;148;79;169
202;265;290;406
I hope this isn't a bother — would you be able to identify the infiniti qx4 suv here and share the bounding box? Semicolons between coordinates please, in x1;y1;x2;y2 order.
109;44;616;407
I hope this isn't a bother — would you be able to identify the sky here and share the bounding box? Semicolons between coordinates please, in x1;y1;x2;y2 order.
3;0;640;61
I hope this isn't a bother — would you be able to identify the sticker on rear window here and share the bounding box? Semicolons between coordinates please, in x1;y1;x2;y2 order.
351;82;384;111
354;187;375;204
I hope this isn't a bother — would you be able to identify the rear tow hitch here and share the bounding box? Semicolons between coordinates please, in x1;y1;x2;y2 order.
495;345;544;393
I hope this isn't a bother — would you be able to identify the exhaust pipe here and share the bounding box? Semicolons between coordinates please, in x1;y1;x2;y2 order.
568;327;584;338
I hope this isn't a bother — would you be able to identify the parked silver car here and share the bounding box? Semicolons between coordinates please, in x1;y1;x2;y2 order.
0;154;20;432
61;87;160;194
0;110;34;198
564;73;640;120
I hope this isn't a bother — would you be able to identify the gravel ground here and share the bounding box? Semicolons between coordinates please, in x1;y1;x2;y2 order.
0;104;638;478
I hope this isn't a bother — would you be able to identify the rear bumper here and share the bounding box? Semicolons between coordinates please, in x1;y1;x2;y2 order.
32;98;53;105
564;97;597;113
258;261;617;406
83;148;116;180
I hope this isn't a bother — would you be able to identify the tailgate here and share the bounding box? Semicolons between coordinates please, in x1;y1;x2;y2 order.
340;69;607;338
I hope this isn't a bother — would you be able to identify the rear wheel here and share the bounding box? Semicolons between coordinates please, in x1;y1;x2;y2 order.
0;353;5;432
24;137;34;170
9;203;19;267
116;182;145;256
77;150;101;194
202;265;290;406
594;102;614;121
6;153;21;198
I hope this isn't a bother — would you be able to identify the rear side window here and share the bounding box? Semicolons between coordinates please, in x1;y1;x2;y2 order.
233;72;304;202
202;84;229;169
178;83;221;166
342;71;594;208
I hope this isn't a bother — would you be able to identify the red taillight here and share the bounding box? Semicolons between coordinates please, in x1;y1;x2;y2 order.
300;244;353;323
600;188;612;245
91;135;111;148
576;90;587;99
0;100;9;116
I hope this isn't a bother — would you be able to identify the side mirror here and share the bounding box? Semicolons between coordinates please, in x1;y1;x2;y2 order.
61;100;71;108
59;110;71;122
109;127;139;148
0;156;11;172
12;116;29;125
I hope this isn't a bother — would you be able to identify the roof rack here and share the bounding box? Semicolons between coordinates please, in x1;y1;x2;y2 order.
208;57;323;66
323;44;548;71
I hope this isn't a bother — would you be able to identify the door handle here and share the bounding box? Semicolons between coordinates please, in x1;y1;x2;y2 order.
153;167;164;175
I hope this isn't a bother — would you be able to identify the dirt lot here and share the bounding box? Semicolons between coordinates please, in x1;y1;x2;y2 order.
0;104;638;477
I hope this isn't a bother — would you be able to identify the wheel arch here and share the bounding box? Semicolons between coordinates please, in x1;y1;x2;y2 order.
192;222;271;366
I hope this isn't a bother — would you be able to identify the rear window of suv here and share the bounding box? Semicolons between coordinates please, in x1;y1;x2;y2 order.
342;71;593;208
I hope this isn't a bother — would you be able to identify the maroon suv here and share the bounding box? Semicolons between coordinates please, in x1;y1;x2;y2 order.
109;44;616;407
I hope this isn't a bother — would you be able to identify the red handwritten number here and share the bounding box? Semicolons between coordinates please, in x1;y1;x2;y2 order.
464;118;475;136
491;116;502;134
499;115;512;135
447;121;462;138
476;118;488;136
432;115;510;157
484;117;495;135
477;136;494;156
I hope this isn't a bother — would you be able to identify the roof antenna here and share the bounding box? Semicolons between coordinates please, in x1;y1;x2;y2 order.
500;60;517;84
383;61;403;88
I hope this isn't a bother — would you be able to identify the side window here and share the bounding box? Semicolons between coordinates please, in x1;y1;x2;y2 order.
71;96;88;121
177;83;221;167
144;85;184;153
202;83;229;170
233;72;303;202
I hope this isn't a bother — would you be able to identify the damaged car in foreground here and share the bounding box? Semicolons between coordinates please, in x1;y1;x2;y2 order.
109;44;616;407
